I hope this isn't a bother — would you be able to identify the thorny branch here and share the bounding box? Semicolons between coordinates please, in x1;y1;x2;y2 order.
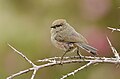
60;61;93;79
6;27;120;79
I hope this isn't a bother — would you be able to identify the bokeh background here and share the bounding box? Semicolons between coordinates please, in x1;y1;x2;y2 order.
0;0;120;79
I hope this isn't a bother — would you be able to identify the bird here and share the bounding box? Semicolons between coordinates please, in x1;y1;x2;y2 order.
50;19;97;62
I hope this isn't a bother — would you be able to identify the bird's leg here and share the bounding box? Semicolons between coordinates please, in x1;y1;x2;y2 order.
76;47;86;61
76;47;82;59
60;49;70;64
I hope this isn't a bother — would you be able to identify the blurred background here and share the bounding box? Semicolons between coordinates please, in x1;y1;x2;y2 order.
0;0;120;79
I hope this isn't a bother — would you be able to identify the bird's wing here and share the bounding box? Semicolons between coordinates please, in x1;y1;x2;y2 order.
55;30;88;43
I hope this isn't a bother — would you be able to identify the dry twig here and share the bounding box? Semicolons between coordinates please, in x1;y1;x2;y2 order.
107;27;120;32
7;41;120;79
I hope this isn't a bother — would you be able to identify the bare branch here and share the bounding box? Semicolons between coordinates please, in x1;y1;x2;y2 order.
37;56;118;63
6;68;34;79
7;42;120;79
31;69;37;79
7;55;120;79
106;37;120;60
107;27;120;32
60;61;93;79
8;44;36;67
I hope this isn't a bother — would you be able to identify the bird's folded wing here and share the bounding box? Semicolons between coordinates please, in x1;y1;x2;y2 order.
55;31;88;43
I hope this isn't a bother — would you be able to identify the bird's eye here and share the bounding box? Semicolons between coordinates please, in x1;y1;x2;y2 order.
51;24;63;28
56;24;63;27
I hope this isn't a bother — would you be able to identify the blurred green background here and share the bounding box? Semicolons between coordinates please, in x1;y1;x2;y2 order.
0;0;120;79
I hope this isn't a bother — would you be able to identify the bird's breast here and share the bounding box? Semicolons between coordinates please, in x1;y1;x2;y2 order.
51;34;75;51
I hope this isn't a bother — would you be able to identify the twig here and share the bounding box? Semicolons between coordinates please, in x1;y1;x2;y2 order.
6;68;34;79
37;55;120;63
7;44;37;79
107;27;120;32
8;44;35;67
6;57;120;79
7;39;120;79
60;61;93;79
31;69;37;79
107;37;120;61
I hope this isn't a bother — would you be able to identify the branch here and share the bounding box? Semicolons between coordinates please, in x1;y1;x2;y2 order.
60;61;93;79
107;37;120;61
7;44;37;79
6;56;120;79
107;27;120;32
8;44;35;67
37;56;120;64
6;39;120;79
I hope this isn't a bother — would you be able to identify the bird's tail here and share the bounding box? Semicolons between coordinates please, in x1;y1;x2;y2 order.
75;43;98;56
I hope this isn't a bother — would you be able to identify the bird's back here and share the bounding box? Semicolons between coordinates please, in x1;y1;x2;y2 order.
57;25;88;44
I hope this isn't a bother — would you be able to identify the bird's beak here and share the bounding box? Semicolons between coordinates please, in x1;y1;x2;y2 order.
51;26;56;28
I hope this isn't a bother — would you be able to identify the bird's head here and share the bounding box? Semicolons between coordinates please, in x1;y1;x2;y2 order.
51;19;68;32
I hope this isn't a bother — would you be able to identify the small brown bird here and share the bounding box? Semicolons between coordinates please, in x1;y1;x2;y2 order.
50;19;97;61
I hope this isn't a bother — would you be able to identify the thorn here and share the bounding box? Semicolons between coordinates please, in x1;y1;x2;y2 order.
72;72;74;76
116;64;120;68
94;63;99;66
